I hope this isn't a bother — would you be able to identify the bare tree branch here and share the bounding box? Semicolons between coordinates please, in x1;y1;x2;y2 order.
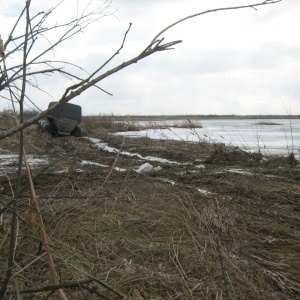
0;37;182;139
0;0;282;139
150;0;282;45
0;0;31;296
7;277;126;299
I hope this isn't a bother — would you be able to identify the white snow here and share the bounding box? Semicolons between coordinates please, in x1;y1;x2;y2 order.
136;163;154;173
197;188;212;195
0;154;49;166
85;137;186;165
80;160;108;168
80;159;126;172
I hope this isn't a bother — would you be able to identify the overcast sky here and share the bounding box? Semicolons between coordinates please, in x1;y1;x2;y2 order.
1;0;300;115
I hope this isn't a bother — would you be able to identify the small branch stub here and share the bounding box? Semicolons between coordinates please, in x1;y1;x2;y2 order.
0;34;4;57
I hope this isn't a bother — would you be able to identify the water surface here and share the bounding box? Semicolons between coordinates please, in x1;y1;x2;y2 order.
115;118;300;158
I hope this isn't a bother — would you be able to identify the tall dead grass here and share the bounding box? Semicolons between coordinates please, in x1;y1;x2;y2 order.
2;169;299;299
0;114;299;299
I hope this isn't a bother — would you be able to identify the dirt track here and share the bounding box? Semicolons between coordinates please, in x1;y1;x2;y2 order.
0;123;300;299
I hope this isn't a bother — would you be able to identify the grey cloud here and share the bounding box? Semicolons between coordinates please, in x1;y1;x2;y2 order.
248;44;300;69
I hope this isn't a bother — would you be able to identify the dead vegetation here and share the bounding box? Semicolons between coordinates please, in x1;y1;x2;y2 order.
0;116;299;299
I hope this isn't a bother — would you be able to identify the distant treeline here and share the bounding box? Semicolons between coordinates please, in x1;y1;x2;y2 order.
8;110;300;121
85;114;300;121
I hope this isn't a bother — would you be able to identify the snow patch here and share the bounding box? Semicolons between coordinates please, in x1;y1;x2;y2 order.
85;137;184;165
227;168;253;175
197;188;212;195
0;154;49;166
80;158;127;172
80;160;108;168
136;163;162;174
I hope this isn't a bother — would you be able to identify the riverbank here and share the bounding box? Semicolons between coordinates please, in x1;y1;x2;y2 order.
0;116;299;299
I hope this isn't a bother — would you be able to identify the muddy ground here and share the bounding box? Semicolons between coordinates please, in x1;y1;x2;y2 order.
0;119;300;299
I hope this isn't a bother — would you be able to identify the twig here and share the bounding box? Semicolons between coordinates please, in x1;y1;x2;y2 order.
8;278;126;299
0;33;181;140
23;150;68;300
14;283;22;300
0;2;68;299
150;0;282;45
0;0;31;296
90;135;126;197
216;238;231;300
0;1;282;140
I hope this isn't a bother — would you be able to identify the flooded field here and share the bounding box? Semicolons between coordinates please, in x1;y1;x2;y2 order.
115;118;300;158
0;116;299;299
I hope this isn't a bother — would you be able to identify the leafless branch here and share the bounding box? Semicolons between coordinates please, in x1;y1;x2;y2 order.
0;36;182;139
7;277;126;299
0;0;282;140
150;0;282;46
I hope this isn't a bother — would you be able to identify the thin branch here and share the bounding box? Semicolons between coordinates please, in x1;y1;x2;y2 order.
0;0;31;296
1;0;113;87
3;7;26;49
0;0;282;140
85;22;133;82
217;238;231;300
0;38;182;140
150;0;282;45
6;277;127;299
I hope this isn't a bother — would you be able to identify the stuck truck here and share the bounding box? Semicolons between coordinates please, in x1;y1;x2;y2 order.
37;102;83;137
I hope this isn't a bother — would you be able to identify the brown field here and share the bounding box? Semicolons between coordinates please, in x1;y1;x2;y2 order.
0;115;299;299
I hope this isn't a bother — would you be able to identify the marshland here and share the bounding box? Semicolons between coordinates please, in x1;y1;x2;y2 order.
0;114;299;299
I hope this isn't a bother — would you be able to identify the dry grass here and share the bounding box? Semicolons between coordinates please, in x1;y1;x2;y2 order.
0;114;299;299
171;120;203;129
81;115;140;135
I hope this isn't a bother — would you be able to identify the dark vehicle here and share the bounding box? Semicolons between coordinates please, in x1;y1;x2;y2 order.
37;102;83;137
